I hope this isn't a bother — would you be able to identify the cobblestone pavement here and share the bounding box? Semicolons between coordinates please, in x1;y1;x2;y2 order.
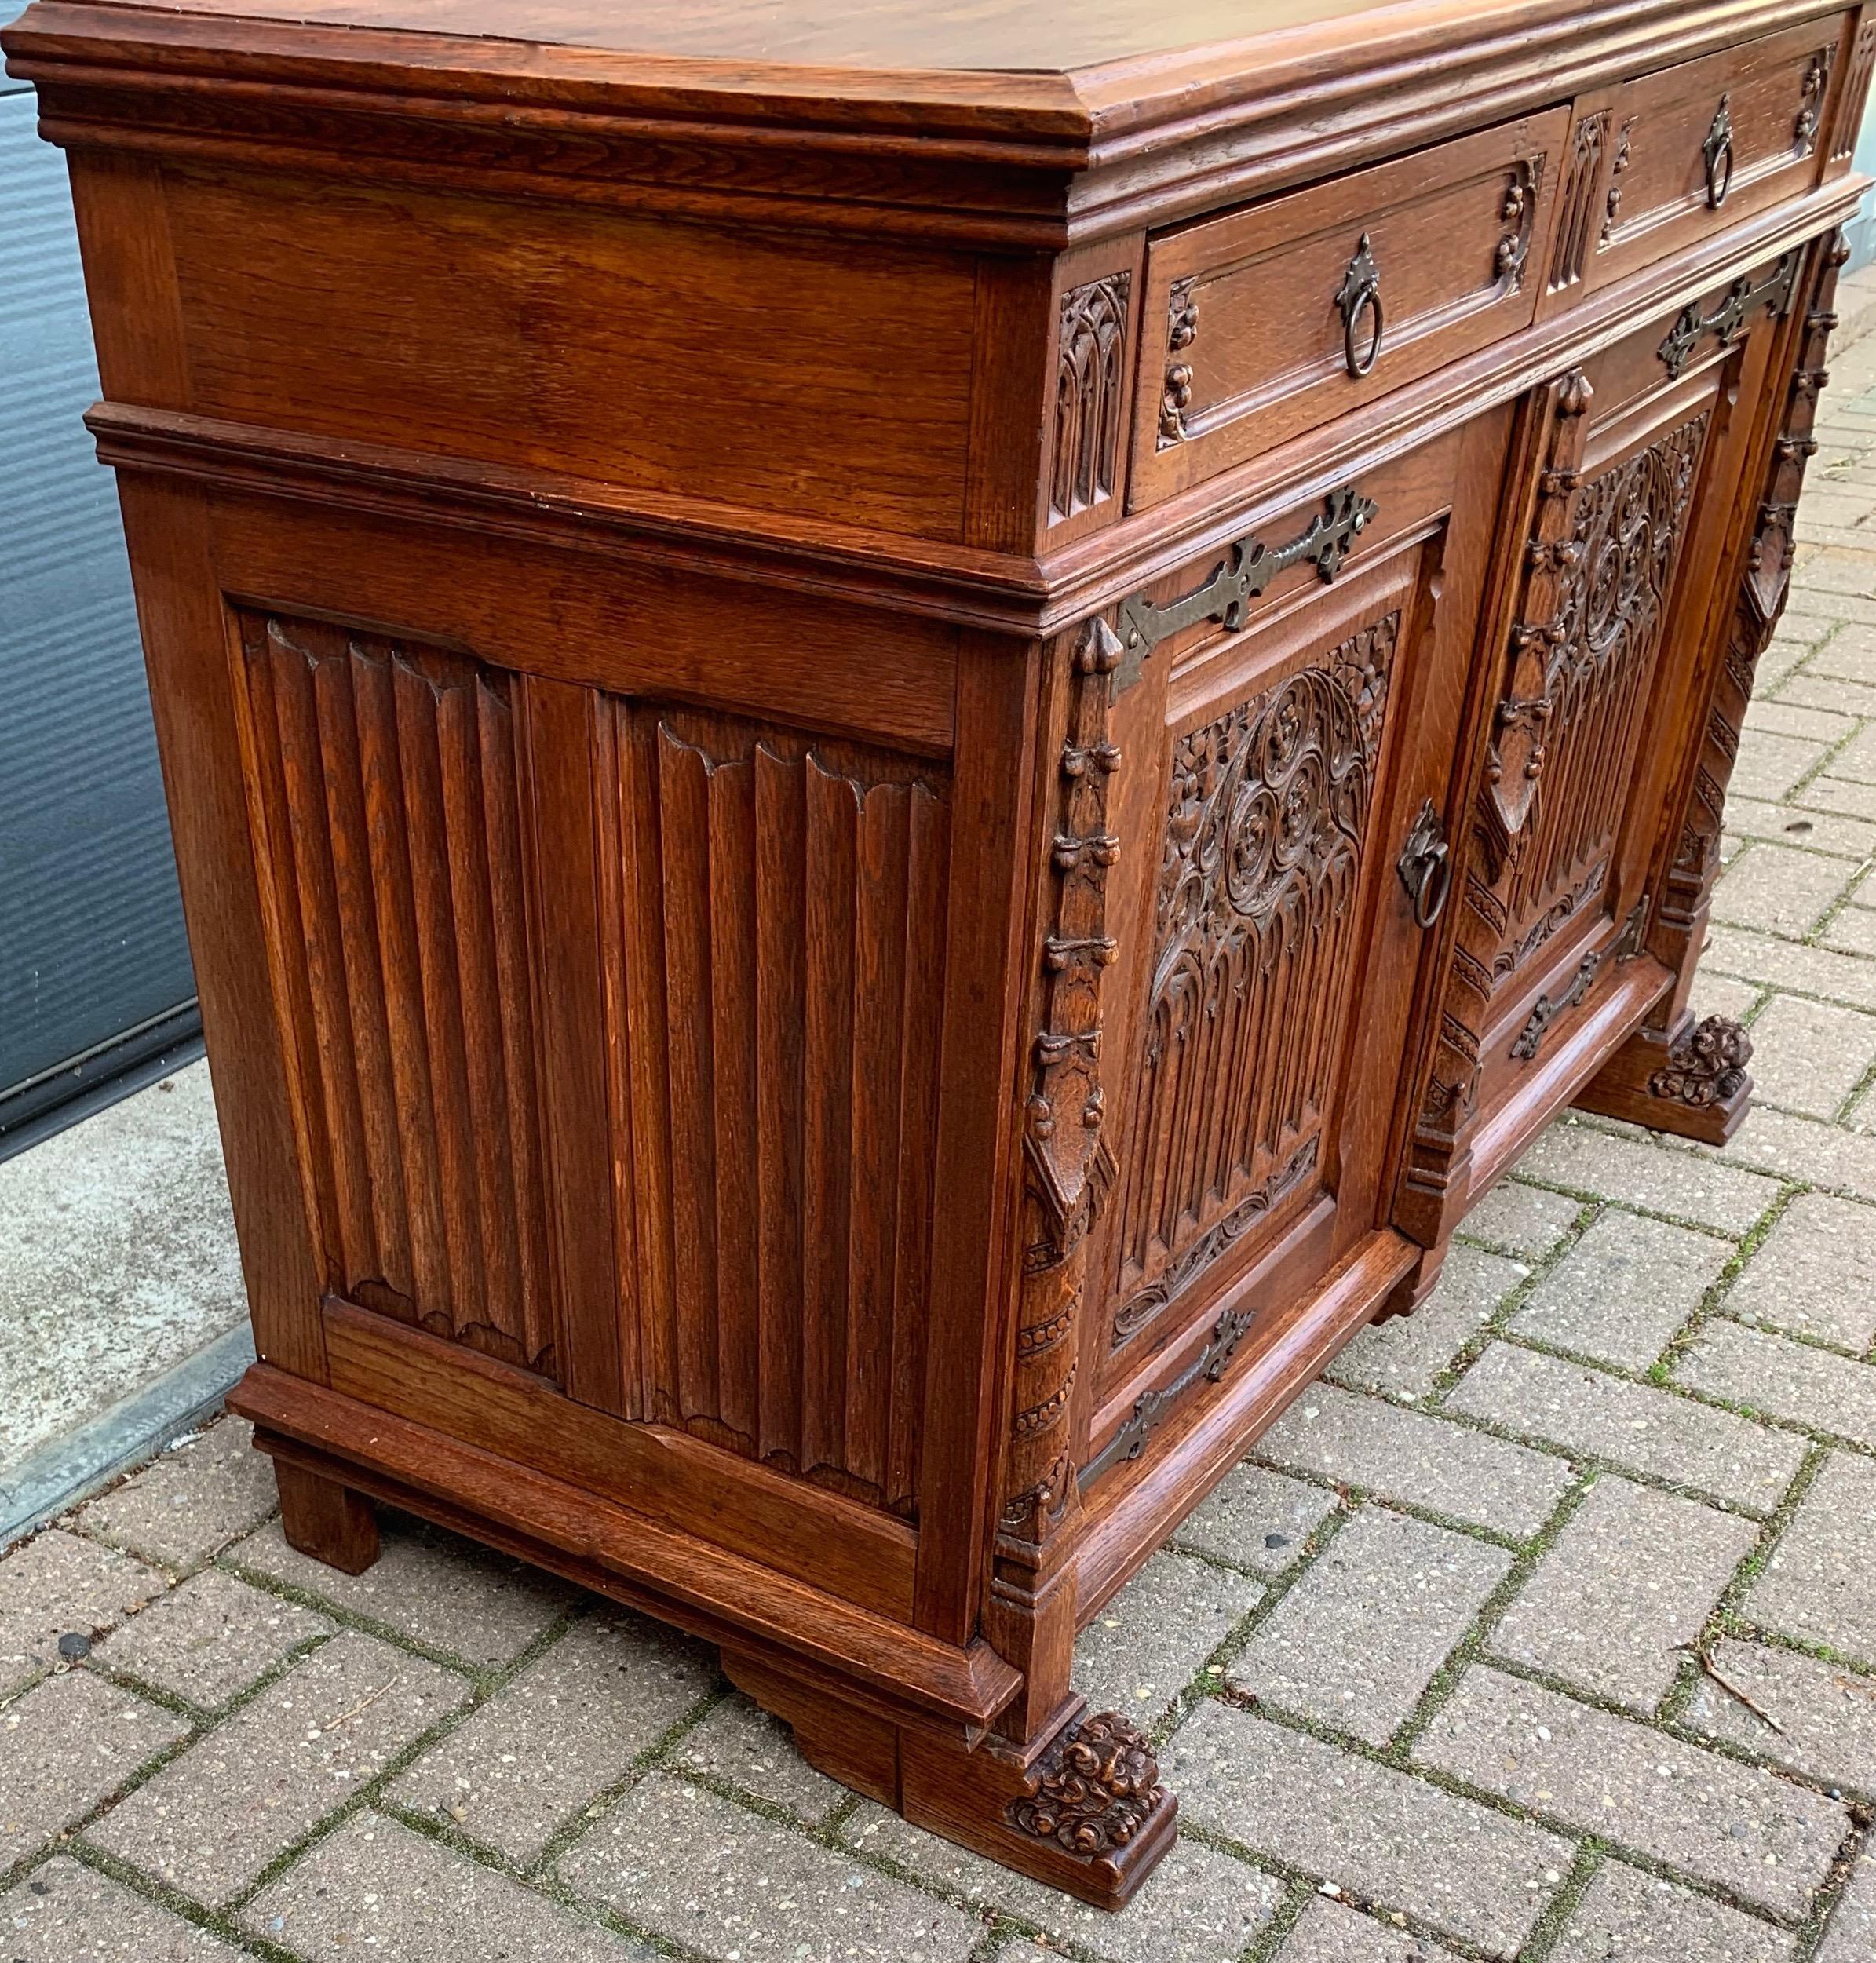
13;306;1876;1963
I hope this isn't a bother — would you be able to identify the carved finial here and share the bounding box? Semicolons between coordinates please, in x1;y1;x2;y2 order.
1008;1712;1166;1858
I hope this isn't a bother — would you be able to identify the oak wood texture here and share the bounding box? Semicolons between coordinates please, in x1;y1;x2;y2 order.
10;0;1869;1910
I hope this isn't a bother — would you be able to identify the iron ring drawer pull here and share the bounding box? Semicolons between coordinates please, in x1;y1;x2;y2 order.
1336;232;1385;378
1704;95;1735;210
1397;801;1451;929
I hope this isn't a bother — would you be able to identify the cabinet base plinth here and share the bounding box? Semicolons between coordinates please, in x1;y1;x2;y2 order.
1573;1009;1754;1145
725;1651;1177;1910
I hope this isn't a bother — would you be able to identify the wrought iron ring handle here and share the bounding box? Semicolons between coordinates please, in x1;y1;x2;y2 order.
1336;232;1385;379
1703;95;1735;210
1397;801;1451;929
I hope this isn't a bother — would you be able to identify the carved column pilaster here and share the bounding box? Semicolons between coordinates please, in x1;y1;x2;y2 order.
987;615;1121;1737
1396;371;1593;1250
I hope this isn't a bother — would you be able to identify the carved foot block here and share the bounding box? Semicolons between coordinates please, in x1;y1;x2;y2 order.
725;1655;1176;1910
900;1702;1177;1910
1372;1242;1447;1323
274;1458;381;1574
1573;1011;1753;1145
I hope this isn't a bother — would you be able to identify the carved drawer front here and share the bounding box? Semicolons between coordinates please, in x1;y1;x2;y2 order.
1130;111;1569;510
1571;17;1850;297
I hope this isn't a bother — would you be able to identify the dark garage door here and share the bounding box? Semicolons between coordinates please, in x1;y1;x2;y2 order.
1;46;199;1153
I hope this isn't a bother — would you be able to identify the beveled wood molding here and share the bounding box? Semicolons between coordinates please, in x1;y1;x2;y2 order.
5;0;1852;246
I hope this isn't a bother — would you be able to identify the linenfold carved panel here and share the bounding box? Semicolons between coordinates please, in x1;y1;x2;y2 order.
604;706;949;1517
236;614;559;1376
1492;408;1710;979
1108;615;1400;1347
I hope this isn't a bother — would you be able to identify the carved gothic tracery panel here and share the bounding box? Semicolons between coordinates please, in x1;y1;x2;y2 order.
1495;408;1710;972
1108;616;1400;1345
1050;274;1132;524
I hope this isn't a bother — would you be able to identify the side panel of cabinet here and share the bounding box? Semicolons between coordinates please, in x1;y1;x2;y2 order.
1080;411;1513;1485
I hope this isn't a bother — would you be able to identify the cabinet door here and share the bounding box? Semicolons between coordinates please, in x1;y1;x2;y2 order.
1398;258;1790;1238
1080;412;1510;1480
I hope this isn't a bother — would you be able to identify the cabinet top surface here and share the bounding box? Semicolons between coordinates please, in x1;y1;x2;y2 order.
57;0;1404;68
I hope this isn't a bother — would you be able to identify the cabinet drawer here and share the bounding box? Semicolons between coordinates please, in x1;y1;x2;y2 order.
1128;110;1571;512
1586;16;1849;291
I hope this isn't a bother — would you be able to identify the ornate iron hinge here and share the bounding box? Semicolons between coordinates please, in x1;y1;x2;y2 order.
1082;1308;1256;1490
1113;486;1378;693
1659;254;1800;379
1510;895;1648;1061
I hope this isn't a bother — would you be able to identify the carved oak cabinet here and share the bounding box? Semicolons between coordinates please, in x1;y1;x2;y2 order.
8;0;1867;1906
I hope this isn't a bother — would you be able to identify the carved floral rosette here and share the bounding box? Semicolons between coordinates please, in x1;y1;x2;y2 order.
1647;1014;1753;1109
1007;1710;1166;1857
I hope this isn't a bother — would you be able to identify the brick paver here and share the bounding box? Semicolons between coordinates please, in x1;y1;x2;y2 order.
11;279;1876;1963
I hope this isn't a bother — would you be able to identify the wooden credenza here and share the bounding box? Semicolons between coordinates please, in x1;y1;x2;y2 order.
8;0;1867;1906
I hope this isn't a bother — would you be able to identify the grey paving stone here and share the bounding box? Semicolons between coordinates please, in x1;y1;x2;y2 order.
1719;1105;1876;1201
389;1610;715;1862
0;1531;169;1696
1725;1195;1876;1350
0;1670;188;1871
1330;1246;1528;1399
1677;1319;1876;1446
1485;1477;1757;1713
1509;1211;1732;1371
1703;925;1876;1013
1713;843;1852;936
560;1773;980;1963
1074;1548;1261;1726
1819;1846;1876;1963
228;1514;575;1668
1726;728;1830;801
1744;994;1876;1119
1228;1507;1510;1746
1685;1638;1876;1797
1724;794;1876;860
1516;1123;1781;1234
1684;972;1764;1028
1546;1859;1794;1963
1458;1181;1584;1260
93;1568;334;1709
87;1627;470;1905
1823;902;1876;956
1743;698;1860;744
243;1810;654;1961
1443;1345;1805;1511
0;1854;243;1961
1806;774;1876;823
670;1692;845;1822
1173;1461;1342;1574
1832;721;1876;783
1276;1897;1465;1961
1257;1384;1574;1538
78;1420;279;1571
1744;1452;1876;1665
1165;1701;1571;1958
1413;1666;1848;1916
841;1801;1283;1962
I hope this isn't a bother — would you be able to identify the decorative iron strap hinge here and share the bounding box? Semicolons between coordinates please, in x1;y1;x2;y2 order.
1081;1307;1256;1489
1659;252;1801;379
1112;485;1379;693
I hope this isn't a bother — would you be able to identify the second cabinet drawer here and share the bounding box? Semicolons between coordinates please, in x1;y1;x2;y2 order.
1127;109;1571;512
1581;16;1849;293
